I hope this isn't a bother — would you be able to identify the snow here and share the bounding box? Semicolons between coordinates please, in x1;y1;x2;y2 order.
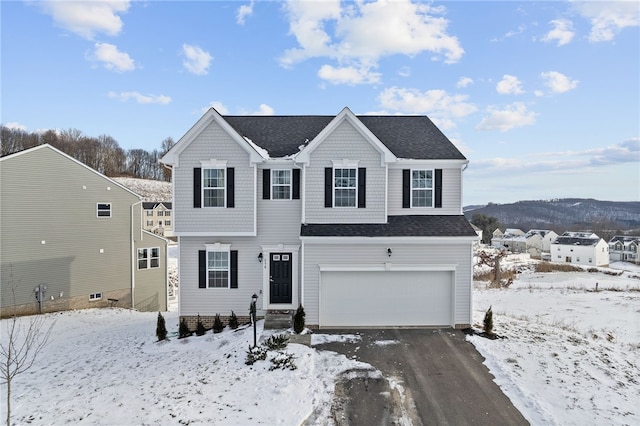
112;177;172;202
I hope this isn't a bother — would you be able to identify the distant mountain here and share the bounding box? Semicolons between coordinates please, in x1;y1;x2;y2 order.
464;199;640;232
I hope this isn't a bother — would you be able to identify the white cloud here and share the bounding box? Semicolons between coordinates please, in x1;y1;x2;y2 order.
280;0;463;84
540;71;579;94
237;1;254;25
496;75;524;95
398;66;411;77
88;42;135;72
457;77;473;88
35;0;130;40
251;104;275;115
182;44;213;75
317;64;381;85
541;19;575;46
573;1;640;42
108;91;171;105
476;102;537;132
378;87;477;129
3;122;27;131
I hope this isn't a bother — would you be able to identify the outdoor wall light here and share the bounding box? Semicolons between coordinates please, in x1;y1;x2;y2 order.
258;252;263;263
387;248;392;257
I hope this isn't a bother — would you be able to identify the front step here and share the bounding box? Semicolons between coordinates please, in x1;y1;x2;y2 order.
264;310;293;330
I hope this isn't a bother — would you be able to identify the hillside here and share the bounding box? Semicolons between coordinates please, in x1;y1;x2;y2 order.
113;177;172;202
464;199;640;232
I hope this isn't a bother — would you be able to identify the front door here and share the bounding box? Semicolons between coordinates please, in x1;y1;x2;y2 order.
270;253;292;304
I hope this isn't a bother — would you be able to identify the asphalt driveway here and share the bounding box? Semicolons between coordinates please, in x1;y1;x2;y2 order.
313;328;529;425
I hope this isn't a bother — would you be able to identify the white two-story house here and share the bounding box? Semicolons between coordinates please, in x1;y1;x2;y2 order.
161;107;478;329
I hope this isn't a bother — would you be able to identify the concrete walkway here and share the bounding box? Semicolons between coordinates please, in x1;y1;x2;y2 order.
313;328;529;426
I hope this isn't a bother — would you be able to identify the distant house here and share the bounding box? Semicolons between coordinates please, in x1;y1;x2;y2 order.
551;231;609;267
492;228;557;257
143;202;173;237
470;223;483;248
491;228;524;250
1;144;168;317
609;236;639;264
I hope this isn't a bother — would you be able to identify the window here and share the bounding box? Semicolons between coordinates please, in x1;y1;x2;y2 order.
203;168;225;207
334;168;356;207
165;220;171;226
165;211;171;217
89;292;102;301
138;248;160;269
157;210;164;217
272;170;291;200
146;210;153;216
97;203;111;217
411;170;433;207
208;251;229;288
146;220;153;226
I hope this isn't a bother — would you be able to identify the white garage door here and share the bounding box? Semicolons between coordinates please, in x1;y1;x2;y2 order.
320;270;453;327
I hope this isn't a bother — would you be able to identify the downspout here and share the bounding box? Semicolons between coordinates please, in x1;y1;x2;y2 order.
131;200;143;309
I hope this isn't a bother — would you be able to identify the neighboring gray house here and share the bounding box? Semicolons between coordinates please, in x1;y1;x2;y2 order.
609;235;639;264
1;144;168;317
161;107;478;329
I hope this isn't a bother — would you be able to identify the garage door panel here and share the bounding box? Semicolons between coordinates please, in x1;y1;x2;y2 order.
320;271;452;327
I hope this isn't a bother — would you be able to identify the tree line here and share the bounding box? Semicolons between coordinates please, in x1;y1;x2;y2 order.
1;126;174;181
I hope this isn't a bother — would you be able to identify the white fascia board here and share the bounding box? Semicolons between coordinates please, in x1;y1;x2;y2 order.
295;107;396;165
174;231;257;237
261;244;301;251
259;158;297;167
318;263;458;272
300;236;478;244
160;108;266;167
389;159;469;168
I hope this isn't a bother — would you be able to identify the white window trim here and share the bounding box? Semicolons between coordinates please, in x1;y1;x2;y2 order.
410;169;434;208
138;247;160;270
89;292;102;301
271;169;292;200
97;202;112;218
204;243;231;289
202;167;226;208
333;167;358;208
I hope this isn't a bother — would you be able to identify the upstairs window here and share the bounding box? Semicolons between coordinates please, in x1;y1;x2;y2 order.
411;170;433;207
97;203;112;217
165;211;171;217
272;170;291;200
334;168;357;207
146;210;153;216
157;211;164;217
203;168;225;207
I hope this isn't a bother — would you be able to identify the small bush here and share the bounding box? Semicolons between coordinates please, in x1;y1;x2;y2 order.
264;334;289;350
293;304;306;334
228;311;239;330
195;314;206;336
212;313;224;333
483;306;494;335
179;317;192;338
534;262;582;273
245;345;268;365
269;352;297;371
156;312;167;341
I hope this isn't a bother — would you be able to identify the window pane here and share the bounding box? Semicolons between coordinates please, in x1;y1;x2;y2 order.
272;185;291;200
204;188;224;207
150;258;159;268
138;249;147;259
412;189;432;207
204;168;224;188
208;270;228;288
138;260;148;269
273;170;290;185
151;248;159;257
335;189;356;207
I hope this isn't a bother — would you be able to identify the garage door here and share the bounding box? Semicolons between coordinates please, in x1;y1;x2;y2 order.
320;270;453;327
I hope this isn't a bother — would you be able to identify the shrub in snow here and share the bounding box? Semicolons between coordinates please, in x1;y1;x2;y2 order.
195;314;206;336
212;314;224;334
269;352;297;371
293;304;306;334
264;333;289;350
156;312;167;341
245;345;268;365
245;335;297;370
483;306;494;335
228;311;239;330
179;317;192;338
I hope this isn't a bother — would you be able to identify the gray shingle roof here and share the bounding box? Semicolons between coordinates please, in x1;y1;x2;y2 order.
223;115;466;160
300;215;477;237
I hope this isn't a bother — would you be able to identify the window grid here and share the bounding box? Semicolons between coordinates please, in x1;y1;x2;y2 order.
411;170;433;207
334;168;356;207
138;247;160;269
97;203;112;217
203;168;225;207
272;169;291;200
208;251;229;288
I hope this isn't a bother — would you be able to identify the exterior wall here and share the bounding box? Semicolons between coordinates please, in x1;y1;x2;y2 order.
134;231;168;312
1;146;139;313
387;166;462;215
301;240;473;327
173;122;255;234
551;240;609;267
304;121;386;224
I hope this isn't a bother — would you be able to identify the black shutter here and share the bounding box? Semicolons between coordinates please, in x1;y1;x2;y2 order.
198;250;206;288
357;168;366;208
263;169;271;200
194;168;202;208
227;168;235;208
435;169;442;208
324;167;333;208
292;169;300;200
230;250;238;289
402;169;410;208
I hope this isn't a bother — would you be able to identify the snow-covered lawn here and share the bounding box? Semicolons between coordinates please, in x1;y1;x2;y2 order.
469;260;640;425
1;310;366;425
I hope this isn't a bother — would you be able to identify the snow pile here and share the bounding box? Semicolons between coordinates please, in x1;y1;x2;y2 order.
113;177;172;201
1;309;366;425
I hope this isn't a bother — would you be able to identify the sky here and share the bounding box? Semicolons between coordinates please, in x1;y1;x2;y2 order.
2;0;639;206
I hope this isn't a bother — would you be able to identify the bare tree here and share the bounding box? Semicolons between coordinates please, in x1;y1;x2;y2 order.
476;248;512;288
1;267;55;426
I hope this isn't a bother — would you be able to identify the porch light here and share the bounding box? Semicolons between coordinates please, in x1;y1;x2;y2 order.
387;248;392;257
258;252;263;263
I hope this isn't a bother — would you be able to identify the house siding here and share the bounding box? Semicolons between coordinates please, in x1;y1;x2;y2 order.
387;166;462;215
301;241;473;327
134;232;168;312
304;121;386;224
0;147;140;314
551;240;609;267
173;122;255;234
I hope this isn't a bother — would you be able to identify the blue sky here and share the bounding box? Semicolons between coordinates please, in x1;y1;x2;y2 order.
2;0;639;205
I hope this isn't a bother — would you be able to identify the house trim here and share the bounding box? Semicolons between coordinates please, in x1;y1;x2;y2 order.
301;236;479;244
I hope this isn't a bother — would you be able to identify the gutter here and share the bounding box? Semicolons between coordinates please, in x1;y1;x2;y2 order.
131;200;143;308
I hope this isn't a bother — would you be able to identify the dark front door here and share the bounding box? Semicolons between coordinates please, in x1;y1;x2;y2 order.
270;252;292;304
